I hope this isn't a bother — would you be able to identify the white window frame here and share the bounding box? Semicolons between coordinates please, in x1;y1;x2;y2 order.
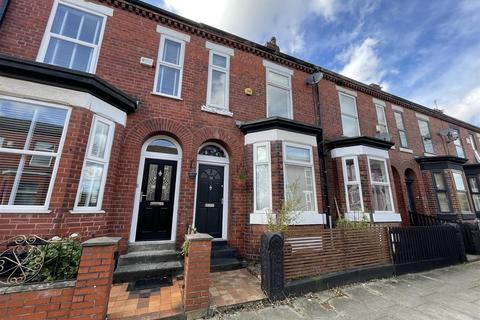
37;0;111;74
264;61;294;119
0;95;71;213
468;133;480;162
375;104;388;133
417;118;435;154
368;156;395;214
29;142;55;167
394;110;409;148
253;142;272;213
451;128;465;158
206;50;230;110
282;142;318;213
339;92;360;137
73;115;115;212
452;171;472;213
341;156;364;213
153;34;186;99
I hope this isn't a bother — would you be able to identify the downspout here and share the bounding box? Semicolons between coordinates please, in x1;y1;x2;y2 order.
308;69;331;228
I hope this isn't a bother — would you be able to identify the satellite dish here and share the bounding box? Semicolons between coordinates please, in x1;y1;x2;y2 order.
439;128;458;142
306;72;324;85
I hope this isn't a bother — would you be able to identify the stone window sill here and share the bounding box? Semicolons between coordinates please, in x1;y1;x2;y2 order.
201;105;233;117
399;147;413;154
249;212;326;225
69;210;106;214
150;92;183;101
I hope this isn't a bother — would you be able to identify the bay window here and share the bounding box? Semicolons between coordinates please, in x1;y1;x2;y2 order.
38;1;108;73
253;142;271;212
342;157;363;212
468;133;480;162
283;143;317;212
74;116;114;211
368;158;394;212
154;35;186;98
452;171;471;212
418;119;434;154
0;97;70;211
265;64;293;119
339;93;360;137
467;176;480;212
432;172;451;213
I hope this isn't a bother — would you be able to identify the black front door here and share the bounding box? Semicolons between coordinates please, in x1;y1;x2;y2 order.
195;164;224;238
406;178;416;213
136;158;177;241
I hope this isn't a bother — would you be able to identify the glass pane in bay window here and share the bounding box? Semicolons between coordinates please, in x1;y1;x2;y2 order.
90;121;110;159
372;185;393;211
469;177;479;192
268;71;289;87
285;164;315;212
453;172;466;191
77;161;104;207
285;146;310;163
256;145;268;162
212;54;227;68
210;69;226;107
267;85;290;118
341;115;359;137
14;183;39;205
0;152;21;205
370;159;388;183
437;193;451;212
255;164;270;211
157;65;180;96
433;172;446;190
347;184;362;211
162;39;181;65
30;142;54;167
345;159;357;181
457;192;471;212
339;94;357;116
15;154;55;206
472;194;480;211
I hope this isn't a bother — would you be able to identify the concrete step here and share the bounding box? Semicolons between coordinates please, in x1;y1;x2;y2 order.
118;250;181;265
127;242;176;253
211;247;237;259
113;260;183;283
211;257;247;272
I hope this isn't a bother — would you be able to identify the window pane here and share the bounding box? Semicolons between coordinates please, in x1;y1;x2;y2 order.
0;152;22;205
341;115;359;137
434;173;446;190
457;192;471;212
347;184;362;211
210;69;226;107
77;161;104;207
30;142;54;167
423;137;434;153
345;159;357;182
469;177;479;193
255;164;270;211
146;139;178;154
472;194;480;212
90;121;110;159
44;38;75;69
267;85;290;118
453;172;466;191
370;159;388;183
79;15;102;44
437;193;451;212
71;44;93;72
285;165;315;212
157;65;180;96
285;146;310;163
14;183;39;206
399;131;408;148
372;185;393;211
394;112;405;130
256;145;268;162
339;94;357;116
376;105;386;125
162;39;181;65
268;71;289;87
146;163;158;201
456;144;465;158
161;165;173;201
51;4;103;44
199;145;225;157
212;54;227;68
16;154;55;206
418;120;430;137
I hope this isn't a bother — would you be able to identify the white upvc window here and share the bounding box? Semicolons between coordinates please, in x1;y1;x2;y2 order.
368;157;394;213
342;156;364;212
37;0;111;73
394;111;409;148
253;142;272;212
153;34;186;99
452;171;471;213
0;96;71;212
375;104;388;133
451;129;465;158
206;51;230;110
74;115;114;211
418;118;434;154
339;92;360;137
264;61;293;119
468;133;480;162
283;143;317;213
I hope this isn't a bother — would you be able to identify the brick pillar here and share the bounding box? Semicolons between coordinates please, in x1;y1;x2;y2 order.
69;237;120;319
183;233;212;319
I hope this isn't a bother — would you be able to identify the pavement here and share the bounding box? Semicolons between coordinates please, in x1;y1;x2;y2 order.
209;261;480;320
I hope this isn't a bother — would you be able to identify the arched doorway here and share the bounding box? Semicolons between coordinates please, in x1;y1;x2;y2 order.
405;169;417;214
129;136;182;242
193;143;229;239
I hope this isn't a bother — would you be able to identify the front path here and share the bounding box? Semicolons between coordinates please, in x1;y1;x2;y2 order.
211;261;480;319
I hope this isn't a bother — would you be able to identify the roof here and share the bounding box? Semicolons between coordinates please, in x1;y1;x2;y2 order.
325;136;394;150
0;54;138;114
122;0;480;132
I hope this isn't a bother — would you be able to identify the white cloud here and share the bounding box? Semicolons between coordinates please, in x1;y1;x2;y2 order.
158;0;338;54
449;87;480;125
338;37;389;90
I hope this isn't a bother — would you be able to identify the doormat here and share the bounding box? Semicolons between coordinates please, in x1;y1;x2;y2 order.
127;275;173;292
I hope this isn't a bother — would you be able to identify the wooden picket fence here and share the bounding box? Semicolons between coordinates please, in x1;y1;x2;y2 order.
283;227;391;281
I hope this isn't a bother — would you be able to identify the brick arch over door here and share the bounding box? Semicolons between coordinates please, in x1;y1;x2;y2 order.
109;118;195;250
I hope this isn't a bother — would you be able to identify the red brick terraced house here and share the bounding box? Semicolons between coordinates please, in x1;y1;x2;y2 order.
0;0;479;278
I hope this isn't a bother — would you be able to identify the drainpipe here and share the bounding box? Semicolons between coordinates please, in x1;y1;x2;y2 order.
307;69;331;228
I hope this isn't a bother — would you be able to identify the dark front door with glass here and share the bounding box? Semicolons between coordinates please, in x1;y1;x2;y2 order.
136;158;177;241
195;164;224;238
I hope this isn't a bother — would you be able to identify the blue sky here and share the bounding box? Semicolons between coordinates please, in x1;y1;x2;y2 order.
145;0;480;126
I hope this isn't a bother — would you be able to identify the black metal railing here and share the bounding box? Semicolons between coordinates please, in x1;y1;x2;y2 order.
408;211;459;226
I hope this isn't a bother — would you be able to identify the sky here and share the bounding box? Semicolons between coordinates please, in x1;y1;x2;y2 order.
145;0;480;126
